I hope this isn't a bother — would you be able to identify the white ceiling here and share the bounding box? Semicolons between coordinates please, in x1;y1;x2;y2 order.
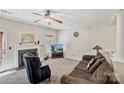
0;9;118;30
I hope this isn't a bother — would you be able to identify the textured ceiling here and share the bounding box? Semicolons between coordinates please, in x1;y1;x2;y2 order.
0;9;118;30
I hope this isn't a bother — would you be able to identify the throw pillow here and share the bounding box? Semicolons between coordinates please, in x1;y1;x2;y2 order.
87;58;97;70
91;63;108;83
100;50;113;68
88;58;104;74
87;58;93;70
91;61;119;84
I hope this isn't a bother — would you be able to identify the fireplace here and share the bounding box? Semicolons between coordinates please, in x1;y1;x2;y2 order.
18;48;38;68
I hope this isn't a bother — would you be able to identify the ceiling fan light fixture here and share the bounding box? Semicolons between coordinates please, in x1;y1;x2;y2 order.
44;17;52;25
32;10;63;24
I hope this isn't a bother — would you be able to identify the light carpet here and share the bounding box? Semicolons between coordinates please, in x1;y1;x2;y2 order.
0;58;79;84
0;58;124;84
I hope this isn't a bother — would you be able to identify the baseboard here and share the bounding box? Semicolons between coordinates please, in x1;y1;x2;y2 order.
64;56;81;61
112;57;124;63
0;67;17;74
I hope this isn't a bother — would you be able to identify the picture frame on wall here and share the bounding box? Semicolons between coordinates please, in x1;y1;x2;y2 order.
21;33;35;44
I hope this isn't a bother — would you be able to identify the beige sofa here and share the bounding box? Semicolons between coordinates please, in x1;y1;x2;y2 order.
61;54;119;84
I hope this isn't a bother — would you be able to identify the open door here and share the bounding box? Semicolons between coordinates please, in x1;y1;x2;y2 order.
0;32;7;72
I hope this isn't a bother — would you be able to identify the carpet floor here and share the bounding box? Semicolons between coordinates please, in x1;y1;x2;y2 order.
0;58;79;84
0;58;124;84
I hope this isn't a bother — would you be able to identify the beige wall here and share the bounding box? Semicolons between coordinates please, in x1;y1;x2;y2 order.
0;17;116;70
58;24;116;60
0;17;58;70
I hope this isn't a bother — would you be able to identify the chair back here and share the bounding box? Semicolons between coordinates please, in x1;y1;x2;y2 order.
23;53;41;83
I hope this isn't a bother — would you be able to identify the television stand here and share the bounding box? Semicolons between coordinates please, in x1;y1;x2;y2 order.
51;52;63;58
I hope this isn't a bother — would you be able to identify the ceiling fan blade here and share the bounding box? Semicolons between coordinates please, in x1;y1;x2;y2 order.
32;13;44;17
33;19;41;23
1;10;13;15
48;16;63;24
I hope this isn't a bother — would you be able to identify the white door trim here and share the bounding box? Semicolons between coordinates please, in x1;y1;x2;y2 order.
0;29;7;72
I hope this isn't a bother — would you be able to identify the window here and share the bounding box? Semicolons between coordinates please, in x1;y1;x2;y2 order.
45;35;53;53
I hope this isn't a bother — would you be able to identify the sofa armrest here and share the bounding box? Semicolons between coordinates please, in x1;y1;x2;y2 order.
61;75;97;84
83;55;95;61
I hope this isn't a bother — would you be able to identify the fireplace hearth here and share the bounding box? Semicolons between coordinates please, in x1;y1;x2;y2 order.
18;48;38;68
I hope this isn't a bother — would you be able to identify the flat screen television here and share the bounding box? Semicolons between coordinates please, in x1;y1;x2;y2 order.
51;44;63;53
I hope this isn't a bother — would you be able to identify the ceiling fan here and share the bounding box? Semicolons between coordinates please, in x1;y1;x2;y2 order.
32;10;63;25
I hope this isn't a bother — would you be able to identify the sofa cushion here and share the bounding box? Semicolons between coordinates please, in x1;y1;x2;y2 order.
88;58;105;74
74;60;90;73
87;58;97;70
91;61;119;84
61;75;96;84
79;60;89;65
87;58;94;70
82;55;95;61
91;62;108;83
69;69;92;80
100;50;114;69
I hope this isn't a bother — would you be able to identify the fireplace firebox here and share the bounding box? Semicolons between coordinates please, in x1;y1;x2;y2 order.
18;49;38;68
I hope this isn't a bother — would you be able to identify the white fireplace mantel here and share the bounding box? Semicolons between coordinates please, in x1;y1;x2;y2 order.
14;44;44;68
16;44;39;50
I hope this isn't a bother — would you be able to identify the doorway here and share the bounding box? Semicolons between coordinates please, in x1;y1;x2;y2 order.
0;31;7;72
